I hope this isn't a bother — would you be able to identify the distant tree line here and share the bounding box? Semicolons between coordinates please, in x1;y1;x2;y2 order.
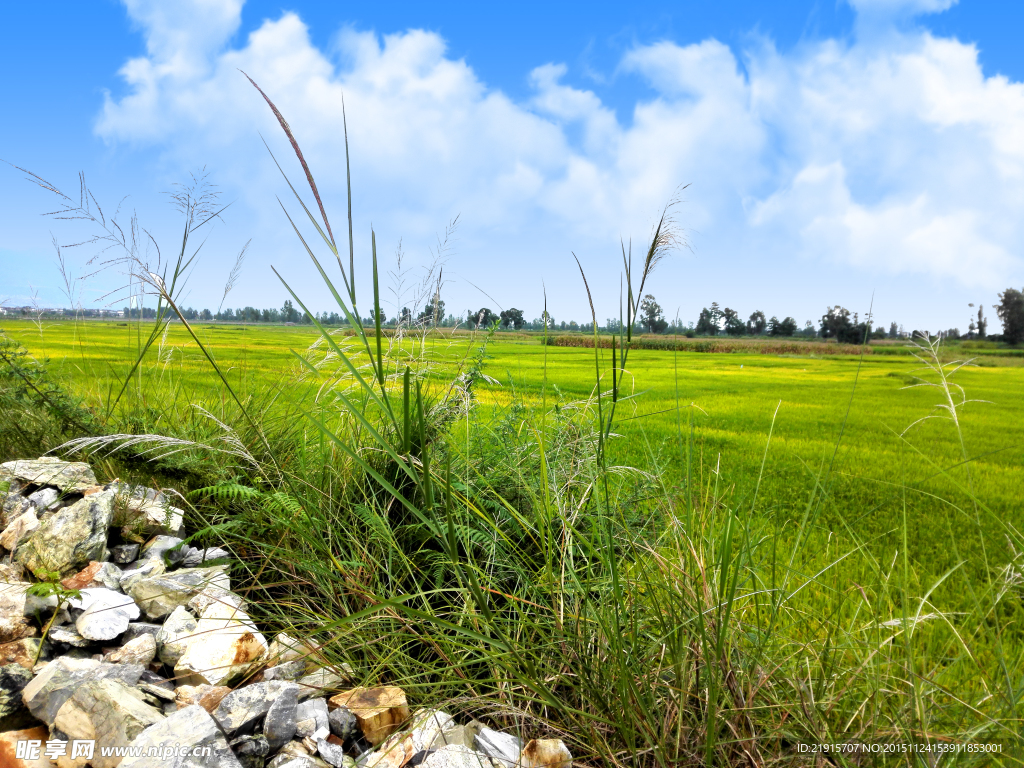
93;285;1024;345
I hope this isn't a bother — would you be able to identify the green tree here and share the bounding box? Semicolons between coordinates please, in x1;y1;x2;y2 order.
748;310;767;335
281;299;298;323
695;307;718;335
468;308;498;329
500;308;525;330
639;295;668;333
418;298;445;326
996;288;1024;344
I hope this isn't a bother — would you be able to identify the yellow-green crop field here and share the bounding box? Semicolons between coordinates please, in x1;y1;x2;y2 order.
3;318;1023;603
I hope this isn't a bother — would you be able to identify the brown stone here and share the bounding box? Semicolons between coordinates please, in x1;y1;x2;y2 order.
0;638;40;670
0;726;52;767
328;686;410;745
197;685;232;713
61;561;103;590
175;683;232;714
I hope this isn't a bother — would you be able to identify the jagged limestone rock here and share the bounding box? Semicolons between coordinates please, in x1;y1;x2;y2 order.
128;565;230;620
54;678;166;768
104;633;157;666
0;458;97;493
174;596;266;687
15;490;115;578
212;680;295;737
119;704;244;768
265;682;300;750
21;656;144;725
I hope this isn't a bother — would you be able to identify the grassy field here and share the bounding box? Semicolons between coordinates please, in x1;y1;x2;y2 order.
3;316;1023;762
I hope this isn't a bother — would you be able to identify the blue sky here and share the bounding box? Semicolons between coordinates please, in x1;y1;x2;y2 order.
2;0;1023;332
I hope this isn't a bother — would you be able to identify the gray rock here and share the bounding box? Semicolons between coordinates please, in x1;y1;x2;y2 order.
0;662;33;721
129;565;230;620
317;739;354;768
0;458;97;493
54;677;166;768
265;659;307;681
119;558;166;591
0;582;37;642
141;535;186;564
21;656;144;725
264;682;299;750
72;587;141;641
14;490;115;578
123;621;162;643
119;704;244;768
156;605;198;666
111;543;141;564
474;728;521;768
48;625;91;647
27;487;60;512
267;632;314;664
182;546;231;567
329;706;359;742
212;680;295;737
408;751;434;767
233;734;271;768
421;745;495;768
296;697;330;738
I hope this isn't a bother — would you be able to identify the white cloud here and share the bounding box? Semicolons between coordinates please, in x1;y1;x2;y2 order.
92;0;1024;328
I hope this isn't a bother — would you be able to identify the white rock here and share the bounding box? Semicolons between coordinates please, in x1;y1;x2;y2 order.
475;728;521;768
72;587;141;641
520;739;572;768
174;597;266;687
21;656;145;725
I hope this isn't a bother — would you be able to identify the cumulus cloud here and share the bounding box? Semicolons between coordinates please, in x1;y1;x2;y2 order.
94;0;1024;327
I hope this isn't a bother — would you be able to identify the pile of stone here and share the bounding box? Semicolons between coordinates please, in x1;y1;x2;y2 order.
0;458;573;768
